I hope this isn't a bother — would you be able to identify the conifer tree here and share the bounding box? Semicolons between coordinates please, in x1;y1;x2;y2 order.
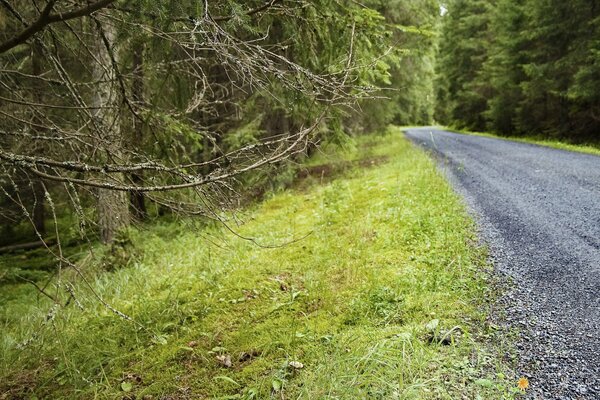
480;0;528;135
435;0;492;131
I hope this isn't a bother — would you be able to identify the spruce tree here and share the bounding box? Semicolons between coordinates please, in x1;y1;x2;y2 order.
481;0;528;135
435;0;493;130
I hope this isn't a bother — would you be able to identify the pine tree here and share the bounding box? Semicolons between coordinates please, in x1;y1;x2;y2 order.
435;0;600;142
435;0;493;130
567;1;600;140
481;0;528;135
516;0;582;136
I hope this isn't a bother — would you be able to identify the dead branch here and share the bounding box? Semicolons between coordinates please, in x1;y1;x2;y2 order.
0;0;116;54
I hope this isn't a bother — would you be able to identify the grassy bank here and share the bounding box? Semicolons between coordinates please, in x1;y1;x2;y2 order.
442;126;600;156
1;128;518;399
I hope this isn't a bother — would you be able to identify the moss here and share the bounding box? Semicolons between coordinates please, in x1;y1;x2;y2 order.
0;128;519;399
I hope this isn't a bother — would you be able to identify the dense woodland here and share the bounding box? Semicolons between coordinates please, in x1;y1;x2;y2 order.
436;0;600;141
2;0;600;268
0;0;438;251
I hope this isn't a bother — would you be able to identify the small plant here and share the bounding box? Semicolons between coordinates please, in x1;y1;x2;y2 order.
345;286;404;326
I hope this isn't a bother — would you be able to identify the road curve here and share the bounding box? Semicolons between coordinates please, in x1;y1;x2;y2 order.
405;127;600;399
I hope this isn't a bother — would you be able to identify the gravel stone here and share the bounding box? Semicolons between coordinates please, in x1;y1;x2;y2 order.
405;127;600;399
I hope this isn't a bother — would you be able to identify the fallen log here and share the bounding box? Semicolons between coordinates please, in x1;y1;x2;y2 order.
0;240;54;254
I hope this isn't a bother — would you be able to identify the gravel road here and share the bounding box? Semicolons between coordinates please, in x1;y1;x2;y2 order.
404;127;600;399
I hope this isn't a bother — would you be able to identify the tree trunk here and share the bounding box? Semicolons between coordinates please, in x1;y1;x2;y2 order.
97;187;129;243
92;17;129;244
130;43;147;221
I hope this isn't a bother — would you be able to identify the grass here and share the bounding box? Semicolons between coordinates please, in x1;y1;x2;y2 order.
441;126;600;156
0;127;520;399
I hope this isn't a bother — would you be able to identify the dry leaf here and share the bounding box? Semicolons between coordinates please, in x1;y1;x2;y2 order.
216;354;232;368
289;361;304;369
518;377;529;391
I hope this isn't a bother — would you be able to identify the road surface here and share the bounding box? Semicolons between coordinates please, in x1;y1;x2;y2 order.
405;127;600;399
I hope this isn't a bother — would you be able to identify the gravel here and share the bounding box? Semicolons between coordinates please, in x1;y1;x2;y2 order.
405;127;600;399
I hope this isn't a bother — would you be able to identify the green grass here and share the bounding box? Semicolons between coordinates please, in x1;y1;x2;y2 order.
0;127;520;399
441;126;600;156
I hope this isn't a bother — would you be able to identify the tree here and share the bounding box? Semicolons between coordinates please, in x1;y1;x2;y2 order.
351;0;440;132
435;0;600;142
0;1;386;253
480;0;528;135
565;1;600;139
91;15;130;243
435;0;493;131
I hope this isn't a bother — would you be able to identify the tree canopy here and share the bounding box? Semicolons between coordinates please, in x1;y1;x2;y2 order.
436;0;600;142
0;1;438;250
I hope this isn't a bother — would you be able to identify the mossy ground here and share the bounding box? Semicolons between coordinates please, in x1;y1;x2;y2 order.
1;127;520;399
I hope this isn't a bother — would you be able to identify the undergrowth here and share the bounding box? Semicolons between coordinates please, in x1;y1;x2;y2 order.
0;127;520;399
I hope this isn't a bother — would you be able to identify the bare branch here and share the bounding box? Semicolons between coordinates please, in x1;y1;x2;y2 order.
0;0;116;54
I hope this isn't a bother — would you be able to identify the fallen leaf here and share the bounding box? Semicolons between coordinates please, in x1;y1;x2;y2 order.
518;377;529;391
216;354;232;368
289;361;304;369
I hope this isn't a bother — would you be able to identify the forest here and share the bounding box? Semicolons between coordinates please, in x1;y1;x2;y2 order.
436;0;600;141
1;0;599;398
0;0;438;247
